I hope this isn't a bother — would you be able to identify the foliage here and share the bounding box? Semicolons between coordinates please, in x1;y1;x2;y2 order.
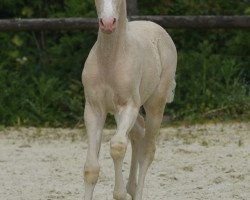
171;39;250;120
139;0;249;15
0;0;249;126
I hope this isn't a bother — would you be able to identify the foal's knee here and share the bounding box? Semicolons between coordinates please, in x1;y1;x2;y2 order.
110;135;128;160
84;163;100;184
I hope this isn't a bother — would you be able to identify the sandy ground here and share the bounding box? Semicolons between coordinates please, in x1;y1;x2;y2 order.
0;122;249;200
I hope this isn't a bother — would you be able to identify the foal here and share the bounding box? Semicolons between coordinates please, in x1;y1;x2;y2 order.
82;0;177;199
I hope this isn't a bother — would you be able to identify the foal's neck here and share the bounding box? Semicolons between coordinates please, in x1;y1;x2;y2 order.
97;2;128;61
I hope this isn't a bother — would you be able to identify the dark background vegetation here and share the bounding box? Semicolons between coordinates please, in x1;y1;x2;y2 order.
0;0;249;127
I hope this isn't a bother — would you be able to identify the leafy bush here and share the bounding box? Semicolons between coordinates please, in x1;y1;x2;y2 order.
170;40;249;120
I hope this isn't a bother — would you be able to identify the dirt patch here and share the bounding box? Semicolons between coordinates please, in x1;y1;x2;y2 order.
0;122;249;200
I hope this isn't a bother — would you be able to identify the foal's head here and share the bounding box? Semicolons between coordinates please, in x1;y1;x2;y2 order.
95;0;124;34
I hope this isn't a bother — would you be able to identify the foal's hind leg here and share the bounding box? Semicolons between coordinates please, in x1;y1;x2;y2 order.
127;114;145;199
135;83;171;200
135;106;165;200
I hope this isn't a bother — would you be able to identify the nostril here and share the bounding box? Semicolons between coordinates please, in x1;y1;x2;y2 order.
100;18;104;26
113;18;116;25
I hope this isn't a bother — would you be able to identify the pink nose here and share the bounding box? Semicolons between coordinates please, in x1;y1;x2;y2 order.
99;17;117;33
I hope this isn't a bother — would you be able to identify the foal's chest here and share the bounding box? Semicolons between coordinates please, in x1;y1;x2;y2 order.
101;76;134;113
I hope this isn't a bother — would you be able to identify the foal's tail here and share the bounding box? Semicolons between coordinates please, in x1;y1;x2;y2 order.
166;78;176;103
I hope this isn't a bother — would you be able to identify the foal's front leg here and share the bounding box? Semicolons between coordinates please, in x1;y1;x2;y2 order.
110;103;139;200
84;102;106;200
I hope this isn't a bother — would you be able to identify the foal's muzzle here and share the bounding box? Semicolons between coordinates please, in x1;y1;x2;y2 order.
99;17;117;34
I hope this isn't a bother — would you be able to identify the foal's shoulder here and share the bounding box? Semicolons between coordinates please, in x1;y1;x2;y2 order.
82;43;99;85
